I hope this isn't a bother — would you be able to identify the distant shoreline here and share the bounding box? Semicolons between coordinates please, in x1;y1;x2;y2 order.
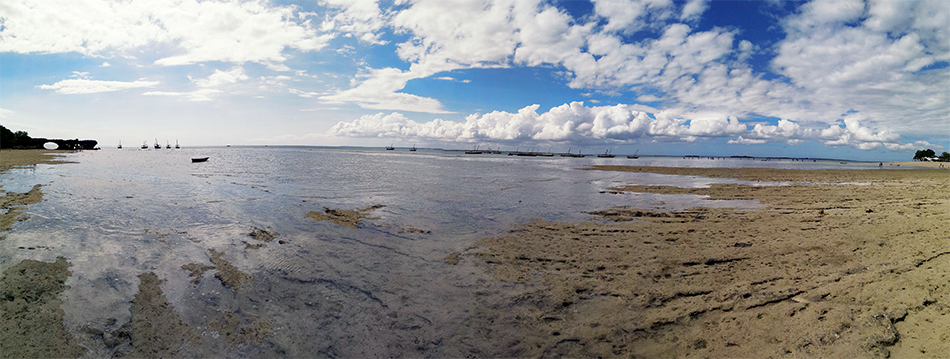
884;161;948;168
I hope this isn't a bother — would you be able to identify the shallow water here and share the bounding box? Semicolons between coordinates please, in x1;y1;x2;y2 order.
0;147;872;357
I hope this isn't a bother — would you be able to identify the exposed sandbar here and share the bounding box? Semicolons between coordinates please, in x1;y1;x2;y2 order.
0;149;75;173
469;166;949;358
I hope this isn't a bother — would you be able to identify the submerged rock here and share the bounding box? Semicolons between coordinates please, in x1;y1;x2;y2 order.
306;205;385;229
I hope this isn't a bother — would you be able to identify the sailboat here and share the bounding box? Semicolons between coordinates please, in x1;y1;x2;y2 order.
141;141;148;149
117;141;122;149
560;148;584;157
386;143;395;150
627;149;640;159
409;144;417;151
153;139;161;149
175;140;180;149
166;140;171;149
597;149;615;158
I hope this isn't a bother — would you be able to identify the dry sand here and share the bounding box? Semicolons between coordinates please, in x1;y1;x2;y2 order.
467;166;949;358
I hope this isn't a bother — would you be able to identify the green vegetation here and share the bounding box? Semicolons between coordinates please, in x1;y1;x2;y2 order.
0;125;33;149
913;148;950;162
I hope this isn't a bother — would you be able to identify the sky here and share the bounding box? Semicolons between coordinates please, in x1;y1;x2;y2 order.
1;0;948;161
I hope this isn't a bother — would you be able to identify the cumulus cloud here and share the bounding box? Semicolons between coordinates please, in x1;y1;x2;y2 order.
0;0;331;67
318;0;946;153
37;78;159;94
319;0;389;44
328;102;929;152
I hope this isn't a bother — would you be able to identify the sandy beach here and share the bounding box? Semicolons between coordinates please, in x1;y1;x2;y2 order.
466;166;949;358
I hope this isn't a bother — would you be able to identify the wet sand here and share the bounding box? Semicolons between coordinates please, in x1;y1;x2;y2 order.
0;149;75;173
467;166;949;358
0;150;75;235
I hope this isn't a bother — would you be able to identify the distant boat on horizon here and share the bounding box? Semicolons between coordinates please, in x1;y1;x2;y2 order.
560;148;585;157
153;139;160;149
597;149;615;158
409;144;416;151
627;149;640;159
166;140;171;149
386;143;395;150
117;141;122;149
175;140;180;149
141;141;148;149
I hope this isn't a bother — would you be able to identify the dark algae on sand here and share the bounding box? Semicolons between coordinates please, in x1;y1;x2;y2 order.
0;257;86;358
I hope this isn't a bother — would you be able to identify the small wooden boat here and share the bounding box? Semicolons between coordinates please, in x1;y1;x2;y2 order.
409;144;416;151
175;140;180;149
141;141;148;149
386;143;395;150
191;157;209;163
597;149;615;158
627;149;639;159
117;141;122;149
153;139;161;149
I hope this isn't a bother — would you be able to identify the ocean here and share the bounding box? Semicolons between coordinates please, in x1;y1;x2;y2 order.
0;146;882;357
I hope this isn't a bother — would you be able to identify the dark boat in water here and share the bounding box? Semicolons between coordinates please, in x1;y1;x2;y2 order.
597;149;615;158
191;157;209;163
409;144;416;151
627;149;640;159
153;139;161;149
560;148;585;157
175;140;180;149
386;143;395;150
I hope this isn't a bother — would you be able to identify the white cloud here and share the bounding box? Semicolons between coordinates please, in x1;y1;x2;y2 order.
0;0;331;67
319;67;452;113
37;78;159;94
319;0;388;45
142;89;222;102
0;108;15;119
592;0;674;34
679;0;708;23
192;67;248;88
329;102;930;152
100;61;111;67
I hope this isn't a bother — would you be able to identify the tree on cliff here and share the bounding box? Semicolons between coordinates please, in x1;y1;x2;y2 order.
0;125;33;149
913;149;936;161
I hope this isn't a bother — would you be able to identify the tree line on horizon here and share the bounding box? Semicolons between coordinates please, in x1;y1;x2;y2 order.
913;148;950;162
0;125;33;149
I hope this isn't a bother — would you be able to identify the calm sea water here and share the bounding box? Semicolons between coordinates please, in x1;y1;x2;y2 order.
0;147;881;357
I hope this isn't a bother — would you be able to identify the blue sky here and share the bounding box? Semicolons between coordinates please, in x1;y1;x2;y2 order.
1;0;947;161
